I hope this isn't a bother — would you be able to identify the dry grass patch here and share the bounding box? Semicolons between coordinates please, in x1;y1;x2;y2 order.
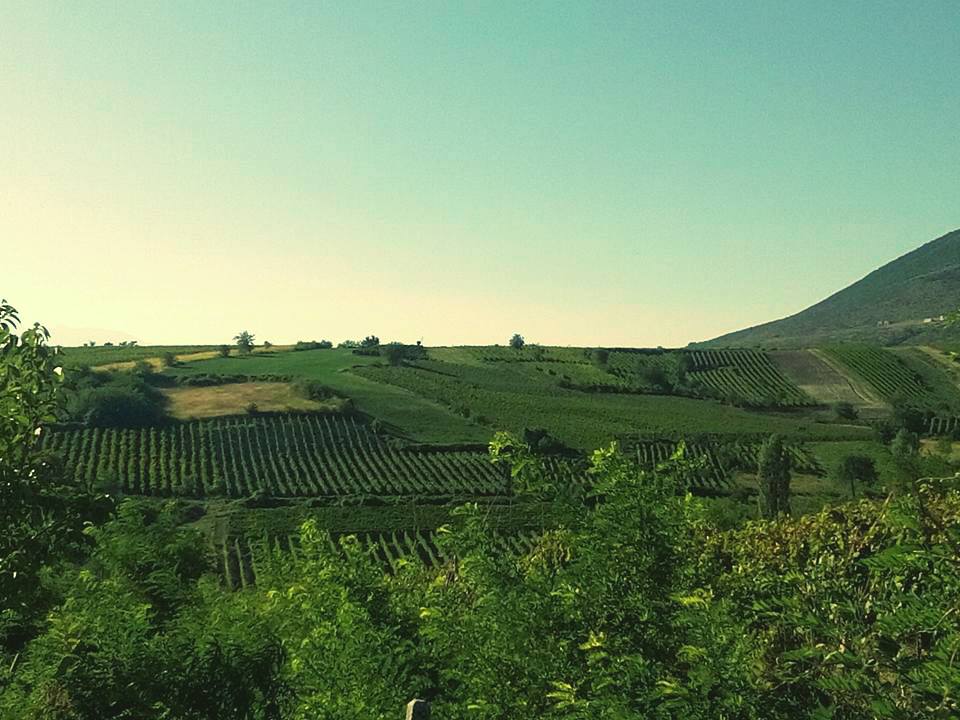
93;345;294;372
163;381;341;420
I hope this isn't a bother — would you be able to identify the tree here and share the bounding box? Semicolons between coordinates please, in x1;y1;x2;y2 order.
160;351;177;368
262;340;273;350
360;335;380;348
233;331;255;354
217;344;231;358
891;428;921;485
382;342;407;366
509;333;525;350
0;301;110;654
836;454;878;498
833;401;859;421
757;434;791;518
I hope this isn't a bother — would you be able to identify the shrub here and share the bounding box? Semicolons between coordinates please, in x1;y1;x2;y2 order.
509;333;525;350
294;340;334;351
293;379;334;401
833;401;859;421
217;345;230;358
72;386;167;428
132;360;154;376
160;352;177;368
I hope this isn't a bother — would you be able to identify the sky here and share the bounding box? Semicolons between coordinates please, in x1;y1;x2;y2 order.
2;1;958;348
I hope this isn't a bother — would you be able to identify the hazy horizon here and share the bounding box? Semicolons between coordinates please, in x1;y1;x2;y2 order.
3;2;958;347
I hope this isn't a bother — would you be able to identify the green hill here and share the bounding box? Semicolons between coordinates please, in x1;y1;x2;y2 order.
701;229;960;348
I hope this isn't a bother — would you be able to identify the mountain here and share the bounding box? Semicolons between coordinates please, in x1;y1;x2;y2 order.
700;229;960;348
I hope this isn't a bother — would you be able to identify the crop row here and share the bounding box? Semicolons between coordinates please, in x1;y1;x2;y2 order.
630;441;730;488
929;416;960;437
218;528;540;589
823;346;944;409
42;414;508;498
623;436;823;485
684;349;814;408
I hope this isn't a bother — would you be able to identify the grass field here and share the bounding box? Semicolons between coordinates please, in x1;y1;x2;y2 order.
161;346;873;449
162;382;343;419
352;360;868;448
164;349;489;443
59;345;217;369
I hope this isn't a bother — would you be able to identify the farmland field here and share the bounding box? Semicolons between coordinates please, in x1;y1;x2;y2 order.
351;359;864;448
824;345;960;413
217;527;541;588
162;381;344;419
164;349;489;443
59;344;217;368
769;349;884;410
684;349;815;407
43;414;508;498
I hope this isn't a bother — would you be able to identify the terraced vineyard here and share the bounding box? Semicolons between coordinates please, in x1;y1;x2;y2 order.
42;414;507;498
684;349;815;407
218;528;541;588
825;345;960;413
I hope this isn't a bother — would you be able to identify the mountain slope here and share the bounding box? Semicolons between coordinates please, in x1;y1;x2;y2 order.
702;229;960;348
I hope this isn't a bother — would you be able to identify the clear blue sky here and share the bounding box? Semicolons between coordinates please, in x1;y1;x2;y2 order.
2;1;957;347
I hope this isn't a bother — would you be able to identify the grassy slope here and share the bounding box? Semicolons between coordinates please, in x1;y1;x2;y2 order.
60;344;217;368
701;228;960;348
163;349;489;443
352;356;868;449
163;347;870;449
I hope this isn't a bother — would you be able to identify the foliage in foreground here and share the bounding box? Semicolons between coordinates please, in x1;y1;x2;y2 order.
4;446;958;718
2;301;959;718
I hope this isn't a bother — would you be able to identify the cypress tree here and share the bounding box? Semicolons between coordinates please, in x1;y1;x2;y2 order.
758;434;791;519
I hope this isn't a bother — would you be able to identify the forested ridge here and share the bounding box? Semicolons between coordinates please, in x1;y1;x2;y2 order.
2;302;959;719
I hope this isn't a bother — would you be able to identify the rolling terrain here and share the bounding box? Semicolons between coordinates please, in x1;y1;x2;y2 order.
702;228;960;348
48;334;960;587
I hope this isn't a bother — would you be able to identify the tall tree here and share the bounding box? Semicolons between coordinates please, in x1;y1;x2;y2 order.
0;301;108;653
836;454;878;499
233;330;255;354
757;434;791;518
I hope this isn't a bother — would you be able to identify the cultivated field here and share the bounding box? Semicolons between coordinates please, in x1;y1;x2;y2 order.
43;414;508;498
769;349;885;410
162;381;341;419
824;345;960;413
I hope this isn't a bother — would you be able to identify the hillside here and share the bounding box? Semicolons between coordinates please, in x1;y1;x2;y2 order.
701;229;960;348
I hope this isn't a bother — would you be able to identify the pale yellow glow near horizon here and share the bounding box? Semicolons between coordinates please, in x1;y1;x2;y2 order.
3;4;957;347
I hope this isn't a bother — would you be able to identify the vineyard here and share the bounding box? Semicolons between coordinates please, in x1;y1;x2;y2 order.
683;349;816;407
42;414;508;498
928;416;960;437
622;435;824;486
217;528;540;589
825;345;960;412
